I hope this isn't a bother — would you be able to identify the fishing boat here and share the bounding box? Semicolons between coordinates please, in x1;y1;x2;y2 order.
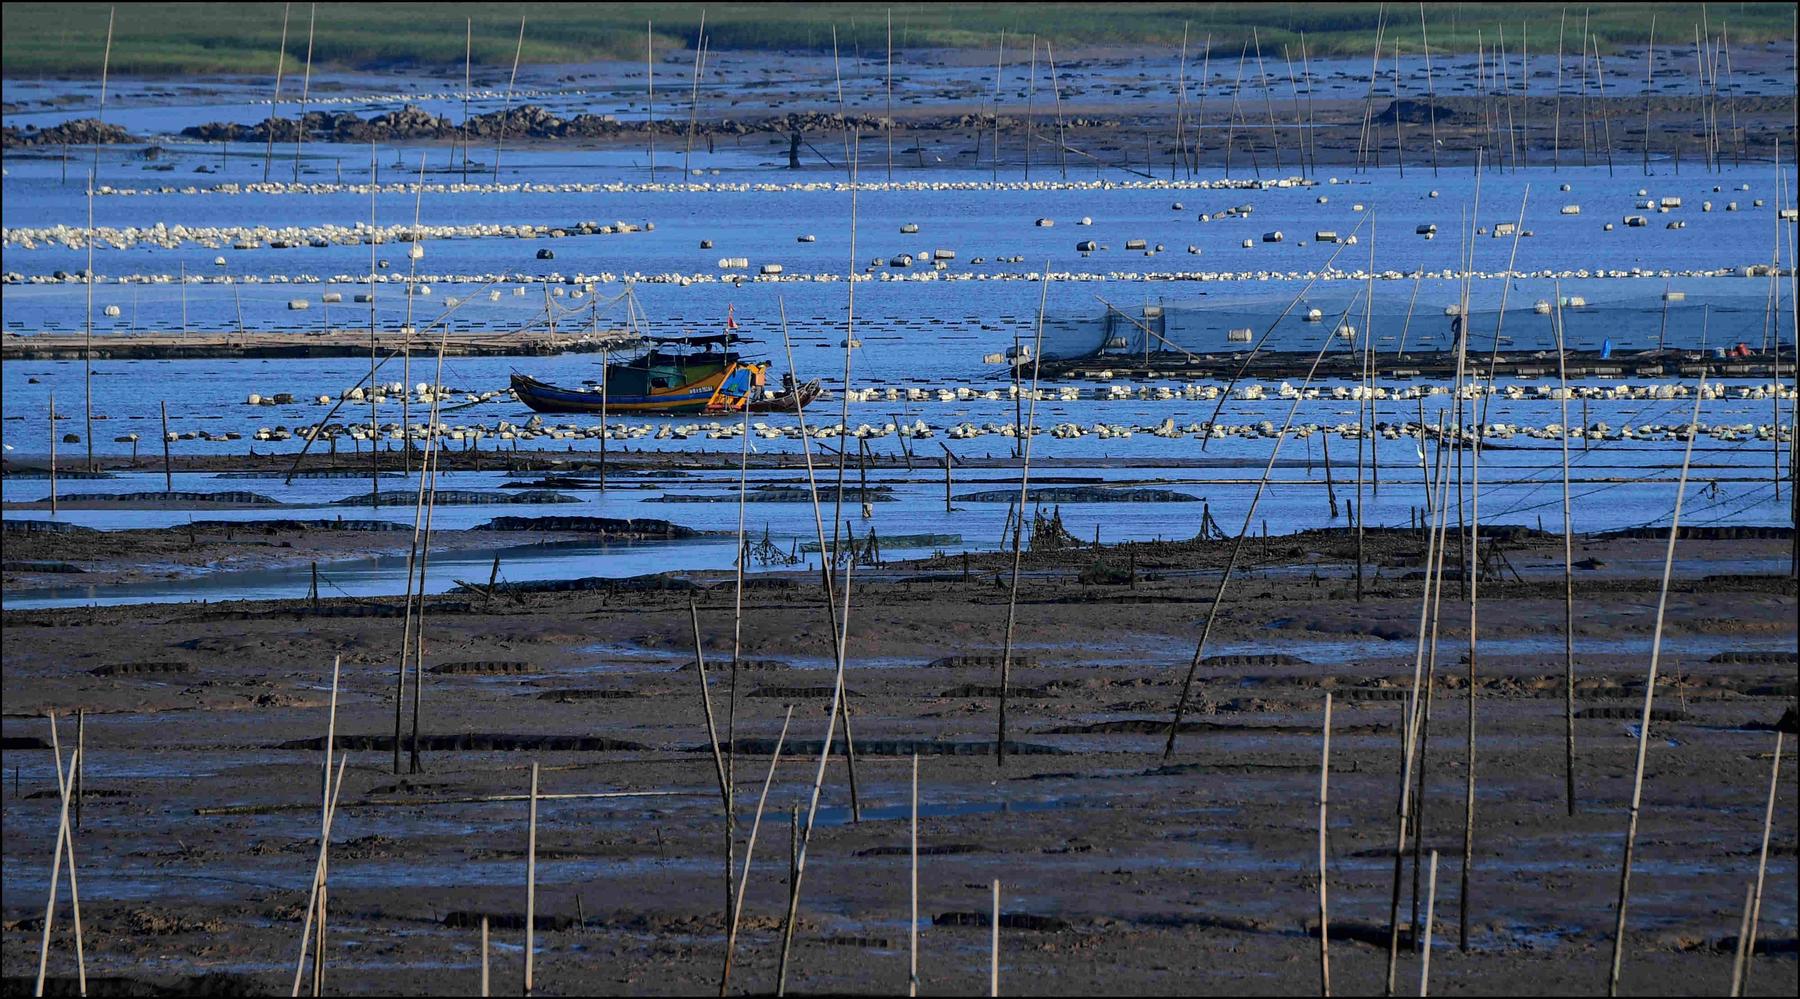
511;333;766;415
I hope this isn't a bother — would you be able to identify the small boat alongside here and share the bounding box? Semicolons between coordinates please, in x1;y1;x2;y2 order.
747;375;825;413
512;333;766;416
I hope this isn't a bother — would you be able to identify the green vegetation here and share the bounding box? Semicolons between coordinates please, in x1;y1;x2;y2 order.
3;2;1793;77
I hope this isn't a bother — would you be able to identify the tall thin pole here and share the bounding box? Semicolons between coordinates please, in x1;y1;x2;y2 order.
265;4;290;183
471;19;478;183
367;143;379;510
1419;5;1439;175
494;16;525;183
1419;851;1440;996
1318;692;1333;997
1741;730;1783;991
1605;368;1709;997
997;270;1050;765
910;752;919;997
84;174;95;472
1642;14;1656;175
1174;23;1190;179
49;394;58;517
294;3;315;184
1047;41;1067;180
1554;288;1577;815
646;21;655;183
684;13;706;185
887;11;895;182
524;762;537;996
990;30;1005;183
91;6;113;185
1553;10;1565;170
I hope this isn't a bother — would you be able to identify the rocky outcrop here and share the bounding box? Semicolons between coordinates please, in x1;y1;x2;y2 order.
1;117;136;148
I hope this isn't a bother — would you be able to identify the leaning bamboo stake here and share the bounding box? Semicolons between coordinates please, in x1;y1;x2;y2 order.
776;553;857;995
1419;850;1439;996
1729;881;1755;996
34;719;84;999
646;21;656;183
1741;730;1783;990
1606;367;1709;997
1386;417;1452;995
997;269;1051;765
84;174;94;473
1318;692;1333;997
687;597;732;936
804;149;868;817
989;879;1001;997
293;3;314;184
264;3;290;182
1554;289;1577;815
1165;281;1372;756
493;16;526;183
910;752;920;997
407;337;452;774
683;14;707;185
525;761;538;996
720;706;794;996
313;656;340;997
290;753;348;997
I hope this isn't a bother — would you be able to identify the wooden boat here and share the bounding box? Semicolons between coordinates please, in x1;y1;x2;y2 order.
511;334;766;415
746;376;825;413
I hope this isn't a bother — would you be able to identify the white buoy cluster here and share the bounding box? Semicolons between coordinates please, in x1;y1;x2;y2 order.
2;219;649;251
250;85;584;108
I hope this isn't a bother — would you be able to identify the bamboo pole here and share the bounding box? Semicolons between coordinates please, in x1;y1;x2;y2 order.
1741;730;1783;990
1253;27;1282;171
525;762;538;996
989;879;1001;997
646;21;655;183
686;598;731;929
84;174;94;473
34;723;84;999
462;19;471;182
910;752;920;997
1047;41;1067;180
997;269;1051;765
493;16;525;183
887;11;895;181
684;14;706;185
74;711;83;831
1553;10;1565;169
293;3;314;184
777;302;864;821
1554;289;1577;815
265;3;290;182
1419;850;1439;996
1166;280;1372;755
290;753;348;997
776;552;857;995
480;915;489;996
1174;23;1190;179
822;145;868;816
407;335;452;774
1729;881;1755;996
1318;692;1333;997
989;30;1004;183
159;401;173;493
1386;417;1452;995
1411;3;1440;173
1605;367;1709;997
1641;15;1656;175
719;706;793;996
48;393;57;517
90;6;112;185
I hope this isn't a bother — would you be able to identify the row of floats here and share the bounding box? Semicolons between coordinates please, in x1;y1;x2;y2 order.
233;415;1790;446
245;379;1794;413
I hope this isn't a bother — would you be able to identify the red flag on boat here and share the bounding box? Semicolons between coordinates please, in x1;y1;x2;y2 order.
726;304;739;331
